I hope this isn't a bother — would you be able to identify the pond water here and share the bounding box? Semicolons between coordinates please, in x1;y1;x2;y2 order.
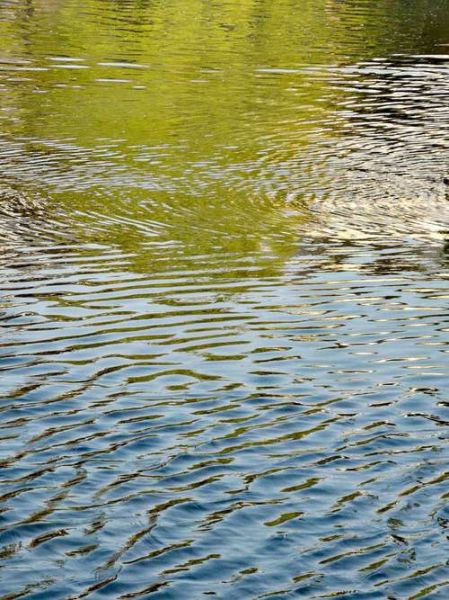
1;0;449;598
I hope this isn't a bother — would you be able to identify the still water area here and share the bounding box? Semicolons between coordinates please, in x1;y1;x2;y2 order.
1;0;449;598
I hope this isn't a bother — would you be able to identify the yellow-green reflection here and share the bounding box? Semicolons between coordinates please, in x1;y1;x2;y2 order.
0;0;448;275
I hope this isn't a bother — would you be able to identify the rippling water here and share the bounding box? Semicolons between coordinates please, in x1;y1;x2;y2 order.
1;0;449;598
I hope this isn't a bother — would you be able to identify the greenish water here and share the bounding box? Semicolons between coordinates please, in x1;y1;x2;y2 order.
1;0;449;598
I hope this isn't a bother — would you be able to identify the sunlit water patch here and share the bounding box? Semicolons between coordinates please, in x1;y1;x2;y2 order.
1;0;449;598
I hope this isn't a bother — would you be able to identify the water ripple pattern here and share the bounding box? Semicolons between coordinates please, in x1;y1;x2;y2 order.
1;0;449;598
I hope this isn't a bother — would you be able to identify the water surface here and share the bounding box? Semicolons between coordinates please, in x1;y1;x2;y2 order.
1;0;449;598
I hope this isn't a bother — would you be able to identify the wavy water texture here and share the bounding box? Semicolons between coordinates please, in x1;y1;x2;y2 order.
1;0;449;598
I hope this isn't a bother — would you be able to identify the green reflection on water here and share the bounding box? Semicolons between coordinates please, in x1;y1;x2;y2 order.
0;0;448;274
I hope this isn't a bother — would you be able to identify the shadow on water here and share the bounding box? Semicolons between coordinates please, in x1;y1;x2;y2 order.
1;1;449;599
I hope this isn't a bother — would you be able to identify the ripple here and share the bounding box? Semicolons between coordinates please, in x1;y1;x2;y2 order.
1;0;449;598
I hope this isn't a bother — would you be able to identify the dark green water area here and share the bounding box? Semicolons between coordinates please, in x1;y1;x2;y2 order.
1;0;449;598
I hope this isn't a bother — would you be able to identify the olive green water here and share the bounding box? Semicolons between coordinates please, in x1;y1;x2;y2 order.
1;1;449;598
